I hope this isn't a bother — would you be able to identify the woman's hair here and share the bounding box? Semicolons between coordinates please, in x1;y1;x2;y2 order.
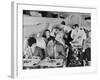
27;37;36;47
61;21;66;25
42;29;50;38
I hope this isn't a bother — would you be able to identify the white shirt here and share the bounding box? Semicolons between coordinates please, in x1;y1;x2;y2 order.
36;37;46;49
71;28;86;46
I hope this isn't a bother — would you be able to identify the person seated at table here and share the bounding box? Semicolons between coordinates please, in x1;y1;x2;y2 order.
24;36;46;60
24;37;37;59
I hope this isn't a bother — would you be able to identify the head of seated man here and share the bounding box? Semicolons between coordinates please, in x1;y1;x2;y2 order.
28;37;37;47
24;37;37;59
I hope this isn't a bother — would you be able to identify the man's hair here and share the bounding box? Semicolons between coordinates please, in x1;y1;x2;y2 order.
28;37;36;47
73;24;79;28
